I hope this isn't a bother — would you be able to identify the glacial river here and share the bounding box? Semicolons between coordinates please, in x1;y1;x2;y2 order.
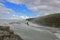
0;20;60;40
9;21;60;40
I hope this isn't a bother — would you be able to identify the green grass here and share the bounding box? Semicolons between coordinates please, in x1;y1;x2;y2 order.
27;13;60;28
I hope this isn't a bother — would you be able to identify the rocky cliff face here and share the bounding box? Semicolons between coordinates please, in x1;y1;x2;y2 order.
0;26;23;40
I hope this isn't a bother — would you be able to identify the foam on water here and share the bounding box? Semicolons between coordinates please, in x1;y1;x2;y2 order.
0;20;60;40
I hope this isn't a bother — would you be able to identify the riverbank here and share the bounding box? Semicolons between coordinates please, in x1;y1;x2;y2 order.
0;26;23;40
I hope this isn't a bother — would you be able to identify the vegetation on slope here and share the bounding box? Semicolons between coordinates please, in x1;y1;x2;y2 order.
26;13;60;28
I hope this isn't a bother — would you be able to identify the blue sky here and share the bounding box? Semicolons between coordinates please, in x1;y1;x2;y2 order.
2;1;36;17
0;0;60;19
0;0;36;19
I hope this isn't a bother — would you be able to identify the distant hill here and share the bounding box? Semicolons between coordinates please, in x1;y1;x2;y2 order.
26;13;60;28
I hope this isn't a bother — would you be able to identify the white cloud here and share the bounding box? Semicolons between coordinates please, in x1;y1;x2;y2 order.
54;0;60;4
30;5;53;11
20;16;29;19
8;14;29;19
0;3;5;7
7;0;60;15
0;3;29;19
7;0;41;5
0;3;28;19
0;3;16;15
7;0;24;4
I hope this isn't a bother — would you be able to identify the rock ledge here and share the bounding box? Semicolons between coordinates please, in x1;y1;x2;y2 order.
0;26;23;40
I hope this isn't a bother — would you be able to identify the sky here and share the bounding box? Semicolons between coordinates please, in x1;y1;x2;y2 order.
0;0;60;19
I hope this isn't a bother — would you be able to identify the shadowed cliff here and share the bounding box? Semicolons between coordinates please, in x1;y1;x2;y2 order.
26;13;60;28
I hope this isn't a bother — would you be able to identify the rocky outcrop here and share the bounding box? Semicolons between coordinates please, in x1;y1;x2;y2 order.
0;26;23;40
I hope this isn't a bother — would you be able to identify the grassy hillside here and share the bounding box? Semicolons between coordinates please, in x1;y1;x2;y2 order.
26;13;60;28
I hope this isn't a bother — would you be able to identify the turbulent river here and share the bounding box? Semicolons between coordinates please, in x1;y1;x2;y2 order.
0;20;60;40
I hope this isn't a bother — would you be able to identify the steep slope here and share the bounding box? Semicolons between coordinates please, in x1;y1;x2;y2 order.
26;13;60;28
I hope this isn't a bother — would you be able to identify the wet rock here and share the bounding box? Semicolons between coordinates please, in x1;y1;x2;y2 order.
0;26;23;40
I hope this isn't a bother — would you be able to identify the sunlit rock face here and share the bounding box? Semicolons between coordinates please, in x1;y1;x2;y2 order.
0;26;23;40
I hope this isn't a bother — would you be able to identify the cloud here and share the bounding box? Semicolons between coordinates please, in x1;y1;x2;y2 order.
0;3;5;7
0;3;15;14
30;5;53;11
7;0;40;5
20;16;29;19
7;0;60;15
0;3;29;19
54;0;60;4
0;3;16;19
7;0;24;4
0;0;4;2
12;14;29;19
